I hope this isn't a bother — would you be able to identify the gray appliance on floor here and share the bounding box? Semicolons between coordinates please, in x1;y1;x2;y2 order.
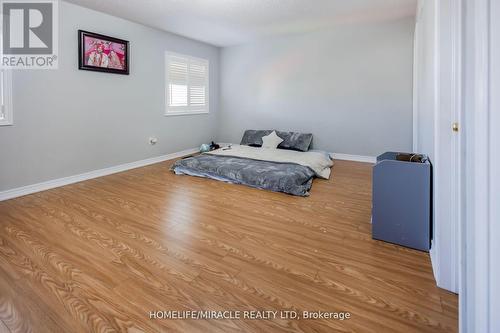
372;152;431;251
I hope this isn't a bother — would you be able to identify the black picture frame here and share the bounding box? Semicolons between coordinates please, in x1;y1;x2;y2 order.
78;30;129;75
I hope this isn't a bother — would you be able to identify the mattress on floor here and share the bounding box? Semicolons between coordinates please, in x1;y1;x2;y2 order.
171;154;317;196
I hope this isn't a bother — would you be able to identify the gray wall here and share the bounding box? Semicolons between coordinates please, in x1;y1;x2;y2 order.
217;17;415;156
0;4;415;191
0;1;220;191
414;1;435;161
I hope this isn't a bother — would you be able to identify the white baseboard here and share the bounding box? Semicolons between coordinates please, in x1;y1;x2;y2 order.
429;241;440;286
0;146;374;202
218;143;376;164
331;153;376;163
0;147;199;202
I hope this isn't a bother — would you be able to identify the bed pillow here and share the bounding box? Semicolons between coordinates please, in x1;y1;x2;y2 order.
261;131;284;149
276;131;313;152
240;129;313;151
240;130;273;147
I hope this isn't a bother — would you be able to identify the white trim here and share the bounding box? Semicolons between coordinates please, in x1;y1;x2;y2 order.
460;0;500;330
470;0;490;328
488;1;500;331
0;147;199;202
165;51;209;65
331;153;376;164
450;0;463;303
164;110;209;117
430;241;440;286
431;0;460;293
412;1;423;152
462;0;499;331
431;0;441;289
0;69;13;126
216;143;376;163
0;145;375;202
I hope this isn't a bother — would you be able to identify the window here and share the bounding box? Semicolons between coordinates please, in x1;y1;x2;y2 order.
0;70;13;126
165;52;209;115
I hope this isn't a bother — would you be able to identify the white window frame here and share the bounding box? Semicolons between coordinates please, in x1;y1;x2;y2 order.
165;52;209;116
0;70;13;126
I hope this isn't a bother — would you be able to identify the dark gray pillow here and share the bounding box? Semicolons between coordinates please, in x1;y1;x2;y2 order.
240;129;313;152
276;131;313;152
240;130;273;146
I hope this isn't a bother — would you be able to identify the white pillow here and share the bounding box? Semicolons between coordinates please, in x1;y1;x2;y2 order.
261;131;283;149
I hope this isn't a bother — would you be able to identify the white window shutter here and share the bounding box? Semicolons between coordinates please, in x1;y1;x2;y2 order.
168;55;189;107
166;53;209;115
188;59;207;107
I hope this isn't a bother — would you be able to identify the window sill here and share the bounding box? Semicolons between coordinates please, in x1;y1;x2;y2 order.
164;111;209;117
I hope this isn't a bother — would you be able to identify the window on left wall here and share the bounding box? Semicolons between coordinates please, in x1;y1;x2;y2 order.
165;52;209;116
0;70;13;126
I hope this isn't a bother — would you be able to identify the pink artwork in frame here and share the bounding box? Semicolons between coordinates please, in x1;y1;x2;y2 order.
78;30;129;75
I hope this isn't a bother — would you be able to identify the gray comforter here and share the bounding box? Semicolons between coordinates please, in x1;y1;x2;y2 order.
172;154;316;196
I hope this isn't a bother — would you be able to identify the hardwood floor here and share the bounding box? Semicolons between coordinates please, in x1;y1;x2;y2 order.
0;159;458;333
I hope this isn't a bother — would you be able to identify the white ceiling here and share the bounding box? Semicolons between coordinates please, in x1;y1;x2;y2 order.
65;0;417;47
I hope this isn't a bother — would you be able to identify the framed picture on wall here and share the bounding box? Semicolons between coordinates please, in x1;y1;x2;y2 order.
78;30;129;75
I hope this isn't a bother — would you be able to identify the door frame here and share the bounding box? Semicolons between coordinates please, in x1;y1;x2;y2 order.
461;0;500;331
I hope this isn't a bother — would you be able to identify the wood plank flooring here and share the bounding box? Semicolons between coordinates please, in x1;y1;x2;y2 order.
0;159;458;332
